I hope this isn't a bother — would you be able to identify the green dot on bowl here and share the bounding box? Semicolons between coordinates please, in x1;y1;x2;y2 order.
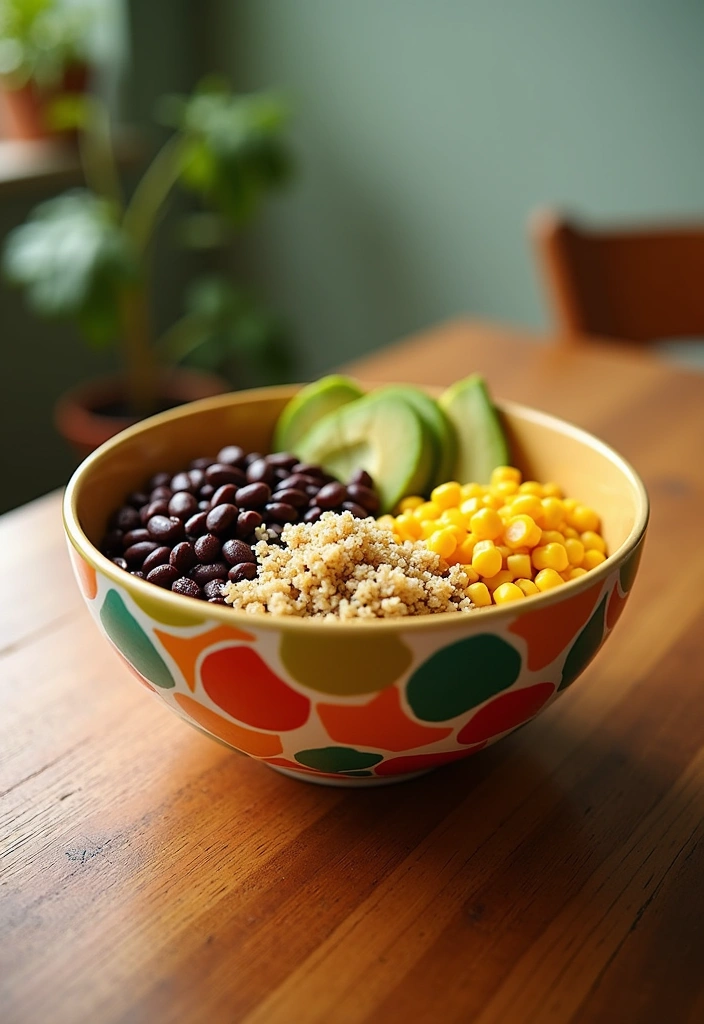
559;595;608;692
294;746;383;772
100;589;175;688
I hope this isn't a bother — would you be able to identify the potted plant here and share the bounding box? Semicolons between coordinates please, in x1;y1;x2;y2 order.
0;0;93;140
2;77;295;455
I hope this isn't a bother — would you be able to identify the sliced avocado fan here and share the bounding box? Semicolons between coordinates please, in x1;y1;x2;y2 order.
439;374;510;484
373;384;457;488
273;374;364;453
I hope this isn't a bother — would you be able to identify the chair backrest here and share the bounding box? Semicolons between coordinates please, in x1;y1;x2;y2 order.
529;209;704;344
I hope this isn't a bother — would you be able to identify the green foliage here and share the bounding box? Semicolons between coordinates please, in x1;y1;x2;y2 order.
0;0;93;88
2;191;138;345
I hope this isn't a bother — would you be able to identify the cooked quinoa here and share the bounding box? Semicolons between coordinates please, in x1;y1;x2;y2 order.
221;511;477;620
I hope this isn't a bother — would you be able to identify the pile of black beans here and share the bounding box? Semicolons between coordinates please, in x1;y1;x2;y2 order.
100;446;380;602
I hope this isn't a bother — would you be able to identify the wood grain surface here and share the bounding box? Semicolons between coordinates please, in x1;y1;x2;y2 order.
2;319;704;1024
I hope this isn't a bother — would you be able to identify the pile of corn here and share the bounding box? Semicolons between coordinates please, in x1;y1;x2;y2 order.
377;466;607;607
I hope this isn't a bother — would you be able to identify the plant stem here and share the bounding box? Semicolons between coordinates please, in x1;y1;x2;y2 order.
120;284;158;417
155;313;208;364
78;96;124;211
122;132;190;253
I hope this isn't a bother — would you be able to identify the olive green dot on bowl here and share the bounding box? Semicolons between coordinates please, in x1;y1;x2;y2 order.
280;632;412;696
558;595;608;693
294;747;383;772
129;585;208;627
406;634;522;722
620;540;644;594
343;770;375;777
100;589;175;689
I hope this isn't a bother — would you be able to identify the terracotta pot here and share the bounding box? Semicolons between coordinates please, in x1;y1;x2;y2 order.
0;63;90;141
55;368;231;459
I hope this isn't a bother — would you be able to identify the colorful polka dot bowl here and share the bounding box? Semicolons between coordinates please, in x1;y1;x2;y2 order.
63;384;648;787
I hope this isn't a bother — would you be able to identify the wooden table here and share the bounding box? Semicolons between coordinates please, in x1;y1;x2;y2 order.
3;320;704;1024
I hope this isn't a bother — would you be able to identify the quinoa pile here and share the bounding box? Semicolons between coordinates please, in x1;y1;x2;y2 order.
221;511;476;620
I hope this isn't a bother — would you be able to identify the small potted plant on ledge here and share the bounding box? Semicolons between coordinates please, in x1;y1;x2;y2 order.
0;0;93;140
2;76;295;455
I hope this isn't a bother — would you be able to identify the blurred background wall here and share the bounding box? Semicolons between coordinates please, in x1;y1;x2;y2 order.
2;0;704;512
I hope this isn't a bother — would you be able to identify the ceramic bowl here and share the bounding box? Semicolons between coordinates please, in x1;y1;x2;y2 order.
63;384;649;786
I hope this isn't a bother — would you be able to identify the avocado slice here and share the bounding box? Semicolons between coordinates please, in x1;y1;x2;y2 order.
438;374;510;484
294;391;435;513
273;374;364;452
374;384;457;487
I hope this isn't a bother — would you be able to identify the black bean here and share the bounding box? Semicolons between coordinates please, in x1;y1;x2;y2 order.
122;528;151;547
194;533;222;562
170;541;197;573
172;577;202;599
102;529;124;554
147;564;180;588
185;511;209;537
264;502;298;524
305;484;320;497
236;482;271;509
190;456;214;471
266;452;298;469
236;510;263;538
148;471;171;489
246;457;275;485
127;491;149;508
292;462;326;478
131;571;146;579
205;463;246;487
141;545;172;574
208;596;227;604
112;506;140;531
267;523;284;538
222;539;256;565
272;487;308;508
147;515;184;544
199;484;215;500
141;499;169;525
278;473;318;491
316;482;347;509
170;471;195;493
168;491;198;519
190;562;229;586
244;451;263;466
210;484;239;507
205;503;239;535
124;540;159;567
188;468;206;490
347;483;380;512
198;500;210;511
303;506;322;523
349;468;374;489
150;485;173;502
217;445;246;467
228;562;258;583
111;556;128;570
342;501;368;518
203;579;225;600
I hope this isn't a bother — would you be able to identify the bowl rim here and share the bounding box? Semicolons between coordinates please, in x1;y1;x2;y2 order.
63;384;650;635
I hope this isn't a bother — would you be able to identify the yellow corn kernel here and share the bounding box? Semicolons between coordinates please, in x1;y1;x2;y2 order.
460;496;483;516
563;525;579;539
535;568;565;591
413;501;441;521
541;481;564;498
519;480;544;496
453;535;477;564
431;481;462;510
493;581;525;604
581;530;607;554
541;530;566;545
470;507;504;540
509;494;543;520
395;513;422;541
504;514;542;549
420;520;438;539
445;523;467;544
532;542;569;572
472;539;503;578
486;569;515;591
497;544;512;561
398;495;424;513
540;497;566;529
427;527;458;559
460;481;485;500
481;492;504;510
376;515;396;531
566;566;588;580
564;538;585;566
492;479;519;500
491;465;522;486
507;553;532;579
462;564;480;583
467;581;492;607
515;577;540;597
439;506;467;528
582;549;606;571
568;504;601;533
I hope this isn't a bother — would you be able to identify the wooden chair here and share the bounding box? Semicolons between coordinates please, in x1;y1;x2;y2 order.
529;209;704;348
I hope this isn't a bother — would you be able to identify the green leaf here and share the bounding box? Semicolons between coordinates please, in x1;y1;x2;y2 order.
1;190;139;346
